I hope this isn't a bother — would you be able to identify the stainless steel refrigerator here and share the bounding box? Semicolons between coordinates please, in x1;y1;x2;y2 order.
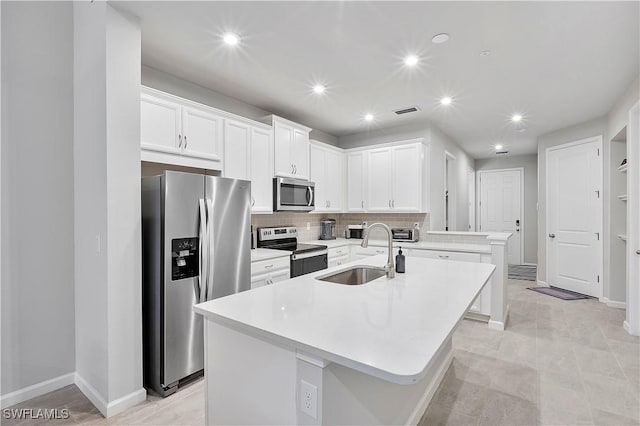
141;171;251;396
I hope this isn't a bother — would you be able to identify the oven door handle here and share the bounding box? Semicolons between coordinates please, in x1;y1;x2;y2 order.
307;186;314;207
291;249;328;261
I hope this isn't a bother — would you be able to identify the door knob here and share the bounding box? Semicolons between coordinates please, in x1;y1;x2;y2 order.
549;233;556;238
636;250;640;255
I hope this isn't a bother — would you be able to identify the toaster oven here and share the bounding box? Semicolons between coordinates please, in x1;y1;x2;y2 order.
391;228;419;242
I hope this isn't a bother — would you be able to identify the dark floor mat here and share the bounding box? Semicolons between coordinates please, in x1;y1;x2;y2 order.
527;286;591;300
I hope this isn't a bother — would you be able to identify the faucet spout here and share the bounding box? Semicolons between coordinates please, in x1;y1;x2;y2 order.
361;223;395;278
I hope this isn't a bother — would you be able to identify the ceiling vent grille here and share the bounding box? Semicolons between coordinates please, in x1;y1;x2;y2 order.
496;150;509;155
393;106;420;115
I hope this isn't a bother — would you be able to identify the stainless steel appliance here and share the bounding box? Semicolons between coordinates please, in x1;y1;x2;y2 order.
256;227;328;277
319;219;336;240
273;177;315;212
141;171;251;396
391;227;419;242
344;222;368;239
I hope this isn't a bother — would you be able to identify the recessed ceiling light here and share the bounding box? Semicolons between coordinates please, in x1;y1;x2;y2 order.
404;55;419;66
495;144;503;150
511;114;523;123
364;114;374;122
480;50;491;57
431;33;450;44
313;84;326;94
440;96;452;106
223;33;239;46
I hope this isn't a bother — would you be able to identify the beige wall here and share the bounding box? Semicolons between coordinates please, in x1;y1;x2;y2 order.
475;154;538;264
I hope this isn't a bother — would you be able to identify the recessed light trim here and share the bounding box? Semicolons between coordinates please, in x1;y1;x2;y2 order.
431;33;450;44
404;55;419;66
511;114;523;123
480;50;491;57
223;33;239;46
364;113;374;122
440;96;452;106
313;84;326;94
495;144;503;150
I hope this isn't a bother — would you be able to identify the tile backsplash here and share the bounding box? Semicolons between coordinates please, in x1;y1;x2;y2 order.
251;213;429;242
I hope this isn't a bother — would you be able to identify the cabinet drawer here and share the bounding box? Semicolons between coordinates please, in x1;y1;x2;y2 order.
251;256;290;276
350;246;387;257
408;249;481;263
328;255;349;269
328;246;350;259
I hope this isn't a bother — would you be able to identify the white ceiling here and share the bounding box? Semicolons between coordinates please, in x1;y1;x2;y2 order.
113;1;639;158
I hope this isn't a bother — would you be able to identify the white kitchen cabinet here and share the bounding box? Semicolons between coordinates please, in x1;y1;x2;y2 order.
350;245;388;261
270;116;311;179
250;256;290;289
366;143;423;212
310;141;344;212
140;87;223;169
347;151;367;212
250;269;290;289
328;246;350;268
224;120;273;213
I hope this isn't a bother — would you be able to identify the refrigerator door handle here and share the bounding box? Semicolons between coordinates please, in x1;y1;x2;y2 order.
206;199;216;301
198;199;208;303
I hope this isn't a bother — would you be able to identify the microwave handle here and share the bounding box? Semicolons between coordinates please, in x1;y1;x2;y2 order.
307;186;314;207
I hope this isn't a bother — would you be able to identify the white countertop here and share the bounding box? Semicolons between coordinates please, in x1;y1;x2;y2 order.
304;238;492;254
195;255;495;384
250;248;291;262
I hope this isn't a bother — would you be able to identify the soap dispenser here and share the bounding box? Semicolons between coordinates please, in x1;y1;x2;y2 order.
395;247;406;273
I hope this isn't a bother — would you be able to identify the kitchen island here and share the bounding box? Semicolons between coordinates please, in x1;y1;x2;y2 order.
194;255;495;425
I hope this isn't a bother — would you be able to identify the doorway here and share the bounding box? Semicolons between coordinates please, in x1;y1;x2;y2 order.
546;136;603;298
444;152;456;231
479;168;524;265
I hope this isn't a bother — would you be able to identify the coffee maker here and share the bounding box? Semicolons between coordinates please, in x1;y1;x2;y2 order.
319;219;336;240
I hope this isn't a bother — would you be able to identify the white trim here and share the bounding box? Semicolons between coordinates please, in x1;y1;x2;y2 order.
545;136;604;298
623;320;632;334
521;262;537;267
478;167;525;265
444;151;457;231
487;304;510;331
537;280;549;287
344;137;426;153
600;297;627;310
74;373;146;418
0;373;75;409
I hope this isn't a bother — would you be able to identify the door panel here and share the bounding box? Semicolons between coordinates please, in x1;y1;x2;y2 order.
182;106;223;160
309;145;327;210
480;170;522;264
224;120;251;180
250;127;273;212
162;171;205;386
292;129;310;179
367;148;392;211
141;94;181;154
347;152;366;212
325;149;344;211
548;140;601;297
274;122;293;177
392;144;421;211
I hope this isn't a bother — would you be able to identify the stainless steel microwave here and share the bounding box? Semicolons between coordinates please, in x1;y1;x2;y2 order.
273;177;315;212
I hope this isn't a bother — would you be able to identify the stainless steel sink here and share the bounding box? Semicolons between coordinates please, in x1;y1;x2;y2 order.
316;266;387;285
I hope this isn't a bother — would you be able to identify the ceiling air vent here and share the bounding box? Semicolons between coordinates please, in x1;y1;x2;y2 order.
393;106;420;115
496;150;509;155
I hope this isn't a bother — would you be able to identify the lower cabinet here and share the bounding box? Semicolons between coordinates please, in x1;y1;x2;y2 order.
328;246;350;268
250;256;290;289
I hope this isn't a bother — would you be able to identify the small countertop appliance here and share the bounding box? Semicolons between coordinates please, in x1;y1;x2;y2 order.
344;222;368;239
319;219;336;240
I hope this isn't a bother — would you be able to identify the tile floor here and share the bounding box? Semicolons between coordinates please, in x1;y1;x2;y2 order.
4;279;639;425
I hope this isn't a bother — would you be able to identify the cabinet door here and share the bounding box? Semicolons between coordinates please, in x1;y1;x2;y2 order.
328;255;349;269
273;122;293;177
309;144;327;211
292;129;310;179
182;105;223;161
391;144;422;212
140;93;182;154
250;273;269;290
367;148;393;211
223;120;251;180
250;127;273;213
270;268;291;283
347;152;367;212
325;149;344;212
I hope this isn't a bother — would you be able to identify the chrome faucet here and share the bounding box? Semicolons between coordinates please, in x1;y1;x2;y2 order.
361;223;395;278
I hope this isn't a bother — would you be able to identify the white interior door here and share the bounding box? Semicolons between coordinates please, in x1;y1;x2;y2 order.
626;102;639;335
468;169;476;231
547;138;602;297
480;169;522;265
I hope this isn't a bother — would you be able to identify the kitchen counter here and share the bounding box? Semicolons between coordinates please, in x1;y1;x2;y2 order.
250;247;291;262
195;255;495;425
305;237;492;254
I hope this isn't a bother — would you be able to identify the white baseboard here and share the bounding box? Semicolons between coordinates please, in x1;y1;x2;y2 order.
0;372;75;409
600;297;627;310
521;262;537;267
536;280;549;287
623;320;633;335
74;373;146;418
487;304;510;331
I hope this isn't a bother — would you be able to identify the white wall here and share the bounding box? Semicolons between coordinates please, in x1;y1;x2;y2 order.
338;121;474;231
475;154;538;264
74;2;144;415
142;65;339;146
1;1;76;395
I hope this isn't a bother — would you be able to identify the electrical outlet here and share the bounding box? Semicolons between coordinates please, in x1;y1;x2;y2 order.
300;380;317;419
413;222;420;229
306;222;311;230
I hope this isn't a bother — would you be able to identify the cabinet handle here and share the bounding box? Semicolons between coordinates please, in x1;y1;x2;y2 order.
361;200;364;209
178;134;183;148
392;200;395;208
549;234;556;239
251;197;255;207
184;135;188;149
291;164;294;174
438;255;450;259
388;200;391;208
328;200;331;208
264;264;274;269
376;250;384;254
294;165;297;174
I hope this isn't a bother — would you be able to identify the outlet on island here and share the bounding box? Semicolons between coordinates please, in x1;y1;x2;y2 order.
300;380;317;419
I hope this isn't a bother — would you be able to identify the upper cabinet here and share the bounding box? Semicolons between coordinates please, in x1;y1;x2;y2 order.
346;151;367;212
141;87;223;169
309;141;344;212
268;116;311;180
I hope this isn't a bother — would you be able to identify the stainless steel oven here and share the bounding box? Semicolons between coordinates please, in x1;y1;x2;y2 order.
257;227;327;277
274;177;315;212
